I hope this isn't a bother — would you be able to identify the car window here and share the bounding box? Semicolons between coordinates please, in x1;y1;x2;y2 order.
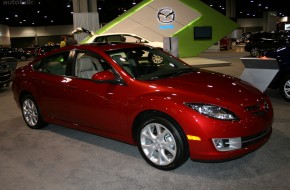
94;35;123;43
108;47;192;80
105;35;122;42
124;35;143;43
74;51;113;79
94;37;104;43
36;51;70;75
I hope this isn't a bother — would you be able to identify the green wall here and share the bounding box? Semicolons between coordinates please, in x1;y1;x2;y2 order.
175;0;239;57
81;0;239;57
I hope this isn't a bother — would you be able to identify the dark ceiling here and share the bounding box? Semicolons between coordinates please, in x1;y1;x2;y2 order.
0;0;288;27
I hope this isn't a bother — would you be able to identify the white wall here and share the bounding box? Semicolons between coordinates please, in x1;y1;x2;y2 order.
237;18;263;28
0;24;11;46
9;25;74;37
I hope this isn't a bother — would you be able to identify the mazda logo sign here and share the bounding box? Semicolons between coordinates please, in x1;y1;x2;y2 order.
157;8;175;23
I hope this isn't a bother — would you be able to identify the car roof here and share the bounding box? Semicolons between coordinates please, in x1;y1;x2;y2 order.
93;33;142;37
91;33;151;42
38;42;152;57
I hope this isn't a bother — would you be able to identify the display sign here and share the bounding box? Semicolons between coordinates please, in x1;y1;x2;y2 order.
194;26;212;40
157;7;175;30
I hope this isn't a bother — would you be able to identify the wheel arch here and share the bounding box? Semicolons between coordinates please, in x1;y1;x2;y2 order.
131;110;189;150
18;90;33;106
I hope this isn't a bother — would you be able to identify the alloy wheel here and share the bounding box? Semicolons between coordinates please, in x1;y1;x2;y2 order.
140;122;177;166
22;99;38;127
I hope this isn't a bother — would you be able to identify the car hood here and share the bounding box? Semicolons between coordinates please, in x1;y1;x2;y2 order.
146;70;263;106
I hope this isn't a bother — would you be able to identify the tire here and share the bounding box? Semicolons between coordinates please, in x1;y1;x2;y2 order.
250;47;259;57
279;75;290;102
137;115;189;170
21;95;47;129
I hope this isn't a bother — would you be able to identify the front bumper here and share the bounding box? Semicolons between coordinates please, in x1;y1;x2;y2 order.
187;124;272;161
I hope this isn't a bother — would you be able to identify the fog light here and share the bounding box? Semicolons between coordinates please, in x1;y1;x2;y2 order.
215;139;224;149
212;138;241;151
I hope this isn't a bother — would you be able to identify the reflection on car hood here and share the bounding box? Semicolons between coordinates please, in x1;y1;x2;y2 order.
148;70;263;106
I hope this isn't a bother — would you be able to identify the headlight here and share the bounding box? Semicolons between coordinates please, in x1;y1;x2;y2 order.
184;103;238;120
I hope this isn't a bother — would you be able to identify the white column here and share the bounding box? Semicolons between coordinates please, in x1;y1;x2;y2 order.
72;0;99;42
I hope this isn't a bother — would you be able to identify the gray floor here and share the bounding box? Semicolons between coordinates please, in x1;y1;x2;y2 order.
1;46;290;190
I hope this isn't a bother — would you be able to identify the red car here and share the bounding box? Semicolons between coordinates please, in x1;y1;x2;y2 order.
12;43;273;170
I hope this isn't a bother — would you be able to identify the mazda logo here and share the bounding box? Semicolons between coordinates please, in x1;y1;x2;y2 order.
157;8;175;23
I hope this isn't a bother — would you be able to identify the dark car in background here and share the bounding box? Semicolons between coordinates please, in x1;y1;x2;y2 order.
36;44;60;56
0;47;29;61
0;57;18;89
23;47;38;57
244;32;290;57
0;61;13;89
260;45;290;101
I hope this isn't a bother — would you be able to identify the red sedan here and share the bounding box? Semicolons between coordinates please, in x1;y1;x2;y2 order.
12;43;273;170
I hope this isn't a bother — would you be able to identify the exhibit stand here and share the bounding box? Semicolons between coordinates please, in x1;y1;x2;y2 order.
163;37;178;57
240;57;279;92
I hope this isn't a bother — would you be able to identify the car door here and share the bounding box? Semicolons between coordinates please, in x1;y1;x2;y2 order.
57;50;130;136
32;50;74;120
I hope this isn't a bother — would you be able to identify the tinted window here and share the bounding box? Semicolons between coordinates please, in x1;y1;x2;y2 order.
36;51;70;75
108;47;192;80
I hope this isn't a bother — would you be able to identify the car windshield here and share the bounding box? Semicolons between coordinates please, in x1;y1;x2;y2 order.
107;47;196;80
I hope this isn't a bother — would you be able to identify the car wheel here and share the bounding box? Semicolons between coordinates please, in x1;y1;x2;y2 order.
250;47;259;57
21;95;47;129
137;115;189;170
149;53;163;64
279;75;290;102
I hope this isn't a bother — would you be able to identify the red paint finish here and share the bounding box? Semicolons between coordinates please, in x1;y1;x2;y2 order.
12;43;273;161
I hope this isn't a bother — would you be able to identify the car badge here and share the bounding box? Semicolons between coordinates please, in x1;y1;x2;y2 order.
157;8;175;23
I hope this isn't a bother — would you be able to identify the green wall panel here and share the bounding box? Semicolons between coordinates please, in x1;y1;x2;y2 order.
81;0;239;57
175;0;239;57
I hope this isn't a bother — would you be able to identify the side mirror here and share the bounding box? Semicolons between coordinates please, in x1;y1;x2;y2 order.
92;70;116;81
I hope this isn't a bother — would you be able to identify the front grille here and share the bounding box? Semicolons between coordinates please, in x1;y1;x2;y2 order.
241;128;271;147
